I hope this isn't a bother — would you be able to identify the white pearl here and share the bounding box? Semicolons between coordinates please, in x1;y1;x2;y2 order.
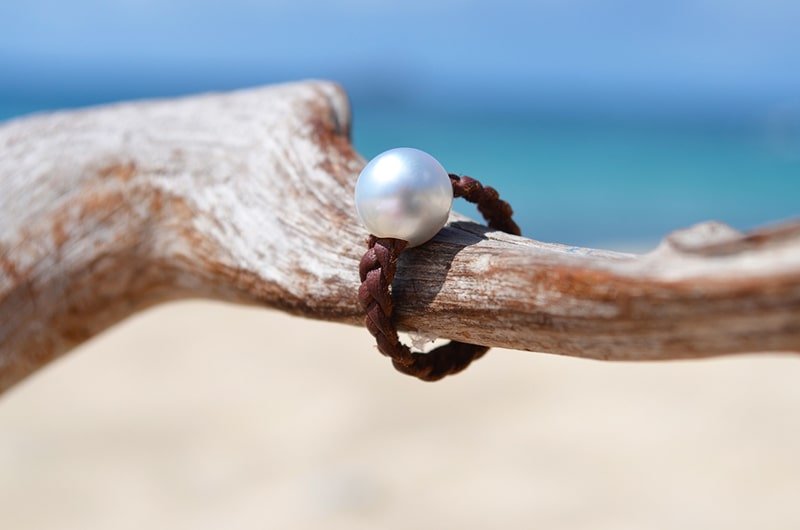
355;148;453;248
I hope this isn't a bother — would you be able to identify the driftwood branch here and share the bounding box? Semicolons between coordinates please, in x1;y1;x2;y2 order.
1;80;799;391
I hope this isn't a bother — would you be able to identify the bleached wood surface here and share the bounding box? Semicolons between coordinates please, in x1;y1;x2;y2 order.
0;80;798;391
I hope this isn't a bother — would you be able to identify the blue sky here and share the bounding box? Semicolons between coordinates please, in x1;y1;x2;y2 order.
2;0;799;115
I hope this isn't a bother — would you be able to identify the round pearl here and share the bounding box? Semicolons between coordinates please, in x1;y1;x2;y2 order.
355;148;453;248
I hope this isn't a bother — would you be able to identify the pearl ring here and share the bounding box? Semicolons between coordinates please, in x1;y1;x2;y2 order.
354;147;521;381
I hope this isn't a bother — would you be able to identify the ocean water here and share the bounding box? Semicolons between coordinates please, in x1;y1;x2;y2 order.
2;101;798;250
355;106;800;249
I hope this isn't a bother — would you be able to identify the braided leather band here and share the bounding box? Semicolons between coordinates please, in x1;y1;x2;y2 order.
358;174;521;381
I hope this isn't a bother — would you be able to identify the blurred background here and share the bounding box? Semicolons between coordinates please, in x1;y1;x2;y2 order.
2;0;799;247
1;1;799;529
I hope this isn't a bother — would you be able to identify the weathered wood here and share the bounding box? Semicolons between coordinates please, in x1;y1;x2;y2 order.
1;80;798;391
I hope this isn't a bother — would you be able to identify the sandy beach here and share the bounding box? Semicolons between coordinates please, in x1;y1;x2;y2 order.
0;301;798;529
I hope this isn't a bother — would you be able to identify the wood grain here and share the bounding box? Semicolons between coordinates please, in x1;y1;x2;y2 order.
1;80;798;392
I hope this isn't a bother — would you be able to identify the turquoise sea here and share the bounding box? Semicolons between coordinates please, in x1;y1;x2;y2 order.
358;106;799;249
3;100;798;250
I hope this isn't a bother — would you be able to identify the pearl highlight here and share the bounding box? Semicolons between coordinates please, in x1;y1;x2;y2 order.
355;148;453;247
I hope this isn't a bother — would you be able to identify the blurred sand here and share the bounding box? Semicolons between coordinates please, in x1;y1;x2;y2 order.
1;301;799;529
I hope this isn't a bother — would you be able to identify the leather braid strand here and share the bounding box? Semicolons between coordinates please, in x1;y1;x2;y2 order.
357;174;521;381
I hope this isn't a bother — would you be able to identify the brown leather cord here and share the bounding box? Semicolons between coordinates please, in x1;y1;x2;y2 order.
358;174;521;381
